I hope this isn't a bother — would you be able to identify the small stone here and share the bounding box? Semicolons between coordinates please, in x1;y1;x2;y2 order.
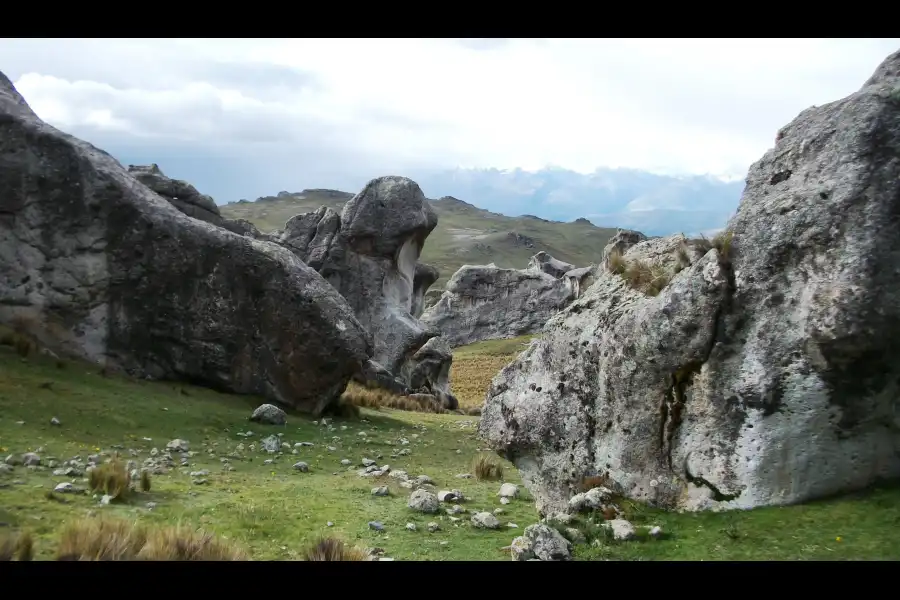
437;490;461;503
100;494;112;505
455;473;473;479
498;483;518;498
372;486;389;496
263;459;274;465
189;470;209;478
471;512;501;529
604;519;636;541
500;497;510;505
510;536;534;561
408;489;440;513
5;454;21;466
405;522;417;531
166;439;190;453
54;482;76;493
368;521;385;531
326;521;334;527
427;522;440;532
192;478;208;485
416;475;434;485
493;508;504;515
149;448;159;457
524;523;572;561
649;525;663;538
22;453;41;467
261;435;280;454
340;459;352;466
293;462;309;473
362;458;376;467
249;403;287;426
50;417;61;426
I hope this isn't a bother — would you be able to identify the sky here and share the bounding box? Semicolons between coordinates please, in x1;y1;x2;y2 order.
1;38;898;206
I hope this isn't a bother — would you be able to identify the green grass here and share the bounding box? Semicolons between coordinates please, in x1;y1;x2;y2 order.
220;192;617;289
0;348;535;561
3;344;900;560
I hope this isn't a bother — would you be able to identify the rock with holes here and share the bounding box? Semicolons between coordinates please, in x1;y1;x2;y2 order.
0;71;373;416
408;489;439;514
519;524;572;561
478;49;900;514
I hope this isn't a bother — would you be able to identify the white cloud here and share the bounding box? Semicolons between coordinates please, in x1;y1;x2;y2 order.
1;38;898;184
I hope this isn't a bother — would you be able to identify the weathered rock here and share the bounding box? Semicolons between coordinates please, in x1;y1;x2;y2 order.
523;524;572;561
22;452;40;466
471;511;501;529
479;50;900;514
602;229;648;267
509;536;534;561
0;72;371;415
528;251;575;278
568;487;614;513
421;252;595;347
250;404;287;426
408;489;439;513
604;519;636;541
498;483;519;499
165;439;189;453
401;336;457;408
276;177;446;394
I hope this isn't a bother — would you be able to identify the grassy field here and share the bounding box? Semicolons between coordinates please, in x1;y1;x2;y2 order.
2;339;899;561
220;192;618;289
449;335;538;410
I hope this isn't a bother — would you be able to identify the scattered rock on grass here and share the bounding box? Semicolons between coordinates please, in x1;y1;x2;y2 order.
368;521;385;531
408;489;440;513
372;486;389;496
250;404;287;426
499;483;518;498
50;417;61;426
293;462;309;473
471;512;501;529
427;522;440;532
405;523;417;531
604;519;636;541
166;439;190;453
22;453;41;466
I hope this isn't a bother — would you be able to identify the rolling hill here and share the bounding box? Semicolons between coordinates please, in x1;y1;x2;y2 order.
220;190;620;289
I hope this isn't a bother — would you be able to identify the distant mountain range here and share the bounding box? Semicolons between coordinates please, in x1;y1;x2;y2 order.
404;167;745;237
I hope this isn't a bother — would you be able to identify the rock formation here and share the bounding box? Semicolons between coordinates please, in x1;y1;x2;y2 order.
478;49;900;515
128;164;270;240
0;71;372;415
273;177;455;405
421;253;597;348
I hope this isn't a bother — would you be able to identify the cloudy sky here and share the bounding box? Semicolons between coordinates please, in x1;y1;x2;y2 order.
1;38;898;206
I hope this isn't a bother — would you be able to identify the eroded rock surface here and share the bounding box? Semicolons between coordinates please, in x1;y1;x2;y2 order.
479;50;900;514
421;253;596;347
0;71;371;415
273;177;451;401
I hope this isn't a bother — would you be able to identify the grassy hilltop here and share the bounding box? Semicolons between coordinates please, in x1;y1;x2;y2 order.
220;191;619;289
2;333;899;561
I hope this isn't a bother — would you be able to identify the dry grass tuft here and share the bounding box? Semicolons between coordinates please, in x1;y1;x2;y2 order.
56;518;147;561
88;458;131;501
607;249;627;275
140;470;152;493
472;454;504;481
0;531;34;561
341;382;448;414
55;517;248;561
621;260;672;297
138;525;248;561
301;536;371;561
320;396;361;420
690;230;734;266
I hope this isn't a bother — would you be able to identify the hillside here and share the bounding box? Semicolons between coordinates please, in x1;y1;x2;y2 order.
221;191;619;289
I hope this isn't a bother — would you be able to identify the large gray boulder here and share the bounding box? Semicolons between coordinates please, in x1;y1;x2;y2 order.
0;71;372;415
275;177;450;398
478;49;900;515
421;253;596;348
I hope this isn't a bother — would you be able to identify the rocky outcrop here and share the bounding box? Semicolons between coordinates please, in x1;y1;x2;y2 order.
400;336;457;410
478;49;900;515
0;71;372;415
273;177;453;404
128;164;271;241
421;253;597;347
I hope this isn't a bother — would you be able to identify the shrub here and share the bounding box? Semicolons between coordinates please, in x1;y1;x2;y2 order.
472;454;504;481
88;458;131;501
301;536;370;561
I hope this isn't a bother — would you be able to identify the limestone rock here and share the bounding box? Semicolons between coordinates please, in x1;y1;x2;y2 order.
0;71;371;415
478;50;900;514
275;177;447;395
422;252;595;347
408;489;439;513
250;404;287;426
